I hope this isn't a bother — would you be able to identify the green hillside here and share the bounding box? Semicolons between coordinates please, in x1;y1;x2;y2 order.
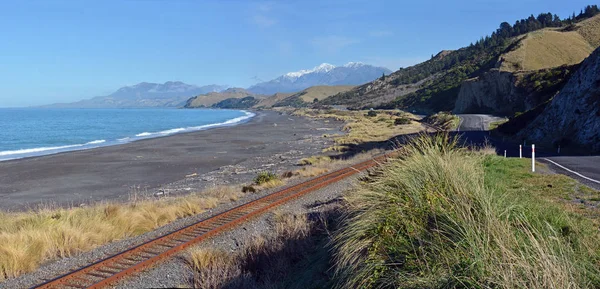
320;5;600;114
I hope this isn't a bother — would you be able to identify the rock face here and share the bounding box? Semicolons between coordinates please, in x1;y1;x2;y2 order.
521;47;600;151
454;70;527;115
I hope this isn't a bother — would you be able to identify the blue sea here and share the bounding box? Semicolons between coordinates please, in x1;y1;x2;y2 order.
0;108;254;161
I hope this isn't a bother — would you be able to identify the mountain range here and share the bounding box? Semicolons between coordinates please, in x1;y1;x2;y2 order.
44;82;228;108
247;62;391;95
44;62;389;108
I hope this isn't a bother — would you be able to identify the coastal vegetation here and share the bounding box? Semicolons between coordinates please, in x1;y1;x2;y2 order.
0;185;247;280
290;108;425;151
333;134;600;288
421;111;460;130
184;134;600;288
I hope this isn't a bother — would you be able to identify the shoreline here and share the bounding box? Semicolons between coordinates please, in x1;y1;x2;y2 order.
0;109;255;162
0;110;344;212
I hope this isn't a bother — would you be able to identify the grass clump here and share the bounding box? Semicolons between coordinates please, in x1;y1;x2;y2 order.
0;185;251;280
422;111;459;130
187;212;333;289
253;171;279;185
333;133;600;288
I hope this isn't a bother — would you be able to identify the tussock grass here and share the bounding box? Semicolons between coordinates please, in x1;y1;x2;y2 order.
296;150;384;178
292;108;424;151
333;133;600;288
0;185;251;280
422;111;459;130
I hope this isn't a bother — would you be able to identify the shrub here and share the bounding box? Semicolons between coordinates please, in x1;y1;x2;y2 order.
394;117;411;125
366;110;378;117
242;186;256;193
333;134;600;288
254;172;279;185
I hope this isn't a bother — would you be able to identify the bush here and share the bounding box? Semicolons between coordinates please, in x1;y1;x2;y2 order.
254;172;279;185
366;110;378;117
394;117;411;125
241;186;256;193
333;134;600;288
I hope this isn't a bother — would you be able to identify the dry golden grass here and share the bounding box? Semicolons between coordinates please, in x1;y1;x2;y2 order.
297;85;355;103
296;150;383;178
575;14;600;47
0;185;250;280
501;29;594;71
255;92;295;108
293;108;425;151
255;179;285;190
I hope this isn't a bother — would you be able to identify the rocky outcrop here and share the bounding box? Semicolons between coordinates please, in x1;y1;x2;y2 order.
454;70;529;115
520;47;600;151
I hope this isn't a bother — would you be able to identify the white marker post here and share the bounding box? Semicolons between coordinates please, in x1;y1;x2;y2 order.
519;145;522;158
531;144;535;172
504;150;507;158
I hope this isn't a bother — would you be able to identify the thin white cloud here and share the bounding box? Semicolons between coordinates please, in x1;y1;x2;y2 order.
311;36;359;53
251;2;277;28
252;14;277;27
369;30;394;37
257;2;274;12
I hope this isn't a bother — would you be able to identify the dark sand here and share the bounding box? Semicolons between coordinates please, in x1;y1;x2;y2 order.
0;111;342;211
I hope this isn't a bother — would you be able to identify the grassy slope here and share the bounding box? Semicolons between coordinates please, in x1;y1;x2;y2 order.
333;135;600;288
273;85;356;108
322;14;600;113
576;13;600;47
185;88;261;108
297;85;355;103
254;92;294;108
500;29;594;71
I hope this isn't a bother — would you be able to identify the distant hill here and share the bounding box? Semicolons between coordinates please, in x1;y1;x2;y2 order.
45;82;227;108
184;88;265;108
272;85;355;108
247;62;391;95
320;5;600;115
206;85;355;109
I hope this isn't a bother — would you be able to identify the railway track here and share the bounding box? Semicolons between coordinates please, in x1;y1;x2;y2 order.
33;153;392;289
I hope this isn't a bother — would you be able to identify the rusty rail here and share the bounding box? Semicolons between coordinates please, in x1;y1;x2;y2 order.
33;154;392;289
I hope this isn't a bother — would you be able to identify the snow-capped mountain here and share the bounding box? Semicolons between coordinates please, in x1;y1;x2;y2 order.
44;82;228;108
247;62;392;95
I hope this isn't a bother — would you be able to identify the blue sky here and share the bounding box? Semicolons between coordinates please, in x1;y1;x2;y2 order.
0;0;594;107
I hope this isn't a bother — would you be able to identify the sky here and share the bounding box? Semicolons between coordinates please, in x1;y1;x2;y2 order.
0;0;594;107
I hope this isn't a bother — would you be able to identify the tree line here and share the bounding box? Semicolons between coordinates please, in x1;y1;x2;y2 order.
471;5;600;50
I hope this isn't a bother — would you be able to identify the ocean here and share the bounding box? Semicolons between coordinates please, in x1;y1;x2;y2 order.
0;108;254;161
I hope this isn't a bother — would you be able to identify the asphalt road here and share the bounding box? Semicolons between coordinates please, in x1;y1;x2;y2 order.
455;114;600;190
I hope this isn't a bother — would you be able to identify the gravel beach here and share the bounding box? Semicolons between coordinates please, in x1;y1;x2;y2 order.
0;110;343;211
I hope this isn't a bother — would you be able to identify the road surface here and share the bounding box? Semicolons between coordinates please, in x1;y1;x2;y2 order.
456;114;504;132
455;114;600;190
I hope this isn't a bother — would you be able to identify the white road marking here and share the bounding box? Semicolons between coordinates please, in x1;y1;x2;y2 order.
542;158;600;185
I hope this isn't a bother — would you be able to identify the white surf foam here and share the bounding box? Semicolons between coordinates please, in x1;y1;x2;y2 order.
0;111;255;161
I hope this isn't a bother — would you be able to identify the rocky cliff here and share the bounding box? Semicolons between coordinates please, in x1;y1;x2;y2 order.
520;47;600;151
453;70;524;115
